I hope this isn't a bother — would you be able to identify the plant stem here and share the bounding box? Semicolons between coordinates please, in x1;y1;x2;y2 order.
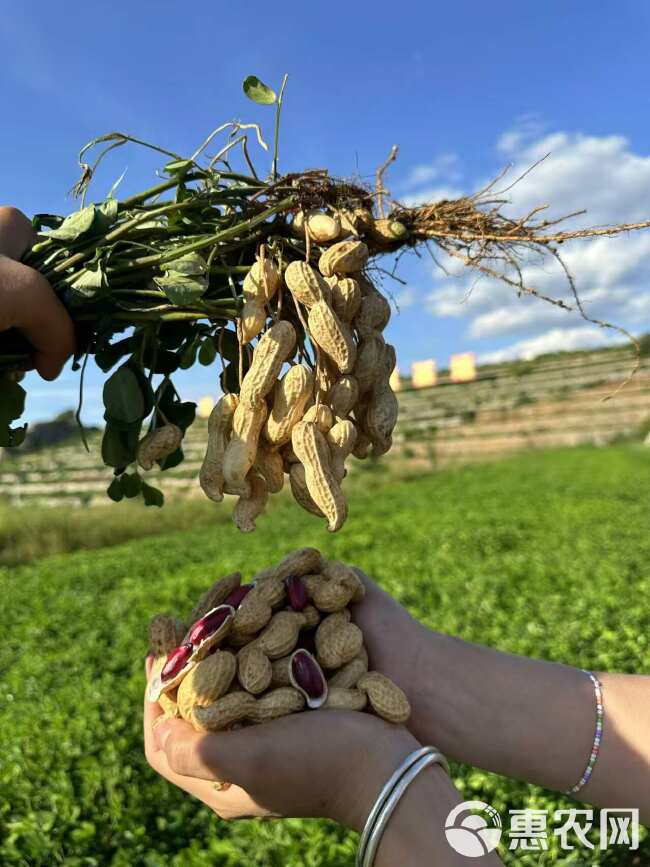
272;75;289;181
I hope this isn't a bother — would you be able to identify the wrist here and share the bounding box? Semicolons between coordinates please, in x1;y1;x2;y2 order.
331;725;421;832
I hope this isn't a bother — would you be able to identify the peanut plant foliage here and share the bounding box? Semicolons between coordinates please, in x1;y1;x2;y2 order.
1;446;649;865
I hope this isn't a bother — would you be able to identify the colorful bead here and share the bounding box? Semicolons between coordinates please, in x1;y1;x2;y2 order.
565;671;604;796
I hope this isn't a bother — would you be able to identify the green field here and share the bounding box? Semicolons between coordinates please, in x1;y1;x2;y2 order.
1;445;649;866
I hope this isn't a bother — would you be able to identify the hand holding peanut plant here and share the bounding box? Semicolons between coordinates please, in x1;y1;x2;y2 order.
3;75;642;520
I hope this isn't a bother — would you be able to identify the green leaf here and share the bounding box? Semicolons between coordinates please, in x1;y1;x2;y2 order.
141;481;164;507
103;365;145;425
162;401;195;432
217;327;240;363
198;336;217;366
158;446;183;471
243;75;277;105
95;198;119;233
156;380;196;434
44;204;96;241
69;262;108;301
0;378;26;426
0;421;27;448
142;347;178;375
32;213;64;232
106;476;124;502
121;472;142;499
178;334;201;369
95;336;136;373
101;424;139;469
153;274;207;306
164;159;193;175
164;252;207;277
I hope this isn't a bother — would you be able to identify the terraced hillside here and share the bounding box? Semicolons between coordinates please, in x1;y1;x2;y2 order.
0;345;648;506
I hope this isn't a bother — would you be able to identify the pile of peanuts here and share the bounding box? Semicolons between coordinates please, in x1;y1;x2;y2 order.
147;547;410;733
136;207;400;533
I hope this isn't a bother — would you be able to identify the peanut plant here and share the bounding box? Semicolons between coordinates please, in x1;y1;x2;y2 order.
1;74;647;528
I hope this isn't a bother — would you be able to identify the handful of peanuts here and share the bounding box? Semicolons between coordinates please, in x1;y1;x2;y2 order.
147;547;411;733
137;207;400;533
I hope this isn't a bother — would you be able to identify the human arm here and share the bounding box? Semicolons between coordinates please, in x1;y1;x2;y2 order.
0;206;74;379
351;572;650;821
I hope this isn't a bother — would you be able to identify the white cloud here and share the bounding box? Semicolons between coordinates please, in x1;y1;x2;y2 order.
402;153;461;189
478;326;615;364
421;123;650;359
469;300;571;339
393;286;416;309
497;113;546;155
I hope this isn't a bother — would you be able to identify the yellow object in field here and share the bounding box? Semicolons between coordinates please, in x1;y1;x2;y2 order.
450;352;476;382
411;360;437;388
198;396;215;418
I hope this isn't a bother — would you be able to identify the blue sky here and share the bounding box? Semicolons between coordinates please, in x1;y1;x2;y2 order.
3;1;650;423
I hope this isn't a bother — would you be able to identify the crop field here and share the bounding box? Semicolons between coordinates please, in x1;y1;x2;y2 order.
1;445;649;866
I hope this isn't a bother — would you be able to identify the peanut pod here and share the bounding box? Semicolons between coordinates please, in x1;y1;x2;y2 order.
291;421;347;532
318;240;369;277
308;300;356;374
303;210;342;243
137;424;183;471
354;291;391;336
289;463;325;518
357;672;411;724
189;572;242;622
199;393;238;503
253;442;285;493
243;257;281;303
240;298;266;344
302;403;334;433
256;610;312;659
368;218;408;247
264;364;314;447
326;276;362;322
354;333;386;395
233;472;269;533
237;643;273;695
322;560;366;602
326;419;357;482
148;614;187;657
328;651;369;689
239;320;296;410
252;547;323;583
177;650;237;721
365;382;398;457
328;375;359;418
284;260;331;309
222;401;268;496
302;574;353;613
315;610;363;669
322;687;367;711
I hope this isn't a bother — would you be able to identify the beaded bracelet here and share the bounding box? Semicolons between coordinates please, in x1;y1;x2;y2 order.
565;670;604;796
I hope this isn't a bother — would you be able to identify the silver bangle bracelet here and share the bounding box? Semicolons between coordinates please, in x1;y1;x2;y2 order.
356;746;450;867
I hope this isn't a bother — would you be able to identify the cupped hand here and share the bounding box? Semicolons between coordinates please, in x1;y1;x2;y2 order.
0;206;74;380
349;569;431;741
144;656;420;829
